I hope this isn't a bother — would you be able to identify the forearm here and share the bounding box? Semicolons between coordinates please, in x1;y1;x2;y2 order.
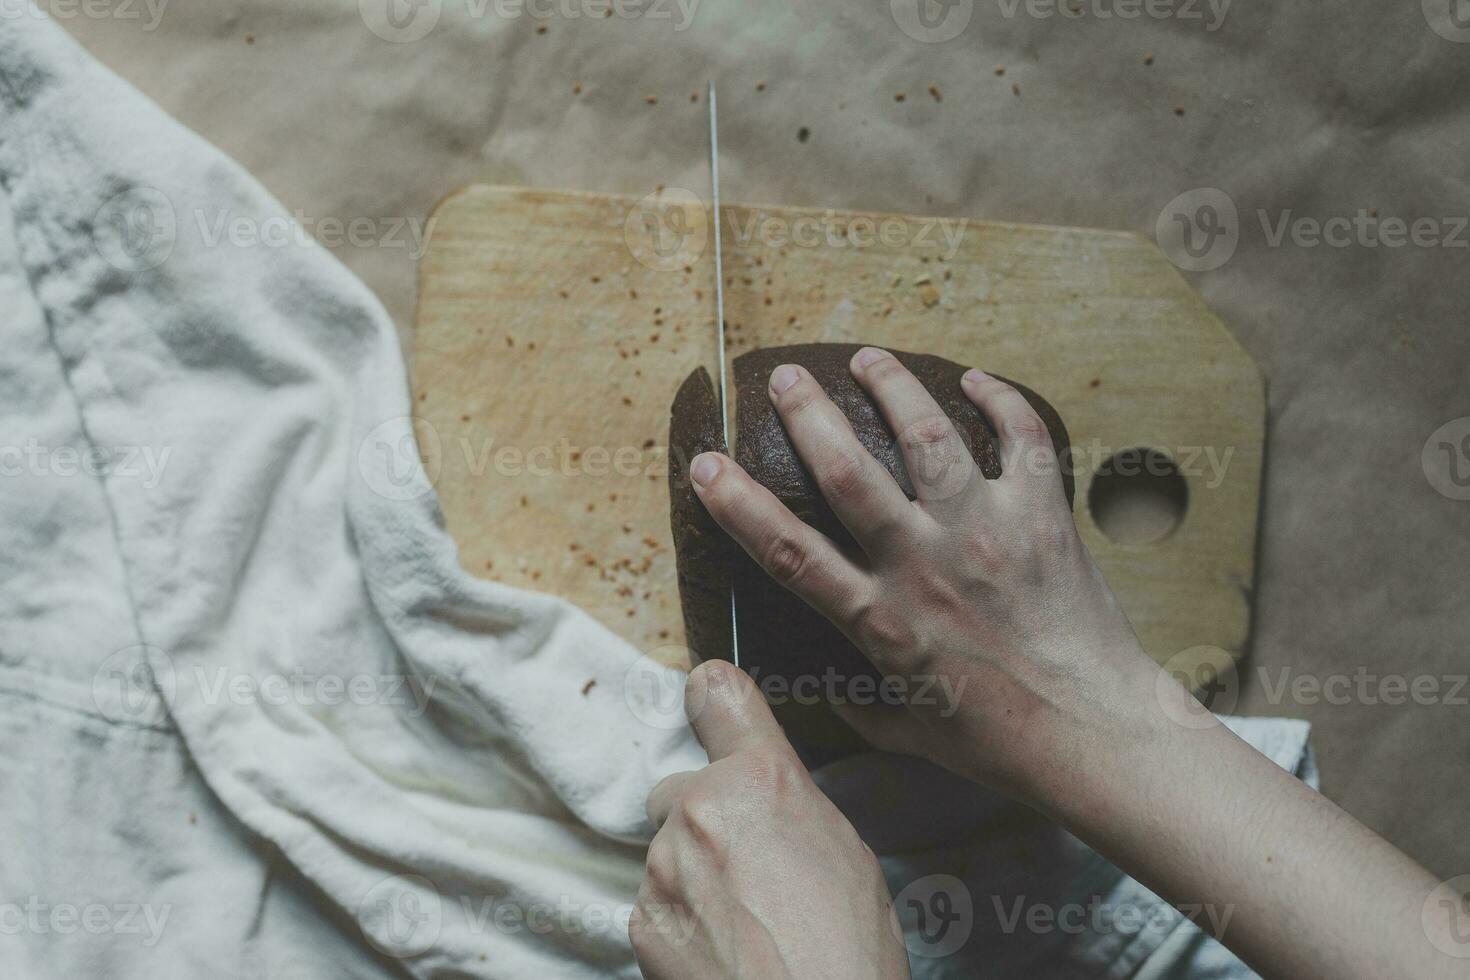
1020;654;1453;980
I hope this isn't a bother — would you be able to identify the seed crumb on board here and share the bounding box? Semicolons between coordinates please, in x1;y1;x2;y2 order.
1143;53;1155;66
928;84;942;102
994;65;1006;76
919;283;941;307
573;82;583;95
646;95;657;105
581;678;597;696
1012;83;1021;97
244;33;255;45
536;24;547;34
690;91;699;102
756;80;766;92
894;92;906;102
797;126;810;143
1174;105;1186;116
1090;377;1101;388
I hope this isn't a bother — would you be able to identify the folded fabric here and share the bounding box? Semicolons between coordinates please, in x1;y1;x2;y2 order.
0;8;1308;978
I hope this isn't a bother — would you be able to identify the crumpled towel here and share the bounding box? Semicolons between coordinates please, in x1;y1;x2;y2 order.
0;8;1310;978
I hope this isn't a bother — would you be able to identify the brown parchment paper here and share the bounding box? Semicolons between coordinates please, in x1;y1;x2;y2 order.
57;0;1470;878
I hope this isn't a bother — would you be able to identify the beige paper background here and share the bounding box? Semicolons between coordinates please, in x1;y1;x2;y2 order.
58;0;1470;879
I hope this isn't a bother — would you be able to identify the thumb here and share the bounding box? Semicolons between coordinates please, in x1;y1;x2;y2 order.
686;660;788;762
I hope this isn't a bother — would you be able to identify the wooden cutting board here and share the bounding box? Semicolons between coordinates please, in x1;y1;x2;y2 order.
412;186;1263;683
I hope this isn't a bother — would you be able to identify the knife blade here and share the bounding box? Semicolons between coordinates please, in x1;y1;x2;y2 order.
707;81;741;669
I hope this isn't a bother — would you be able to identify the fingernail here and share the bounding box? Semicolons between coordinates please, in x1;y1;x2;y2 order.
769;364;800;394
689;452;721;488
962;368;989;386
854;346;891;369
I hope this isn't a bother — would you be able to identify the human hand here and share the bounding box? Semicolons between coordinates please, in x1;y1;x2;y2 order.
631;660;910;980
683;346;1164;801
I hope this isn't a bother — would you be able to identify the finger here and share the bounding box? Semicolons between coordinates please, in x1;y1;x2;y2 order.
684;659;789;763
960;369;1064;498
689;451;872;622
766;363;916;548
849;347;976;504
646;770;698;828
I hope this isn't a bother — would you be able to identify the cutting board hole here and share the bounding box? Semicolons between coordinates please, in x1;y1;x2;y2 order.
1088;448;1188;545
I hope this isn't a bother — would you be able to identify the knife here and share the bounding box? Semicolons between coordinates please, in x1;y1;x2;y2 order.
708;81;741;670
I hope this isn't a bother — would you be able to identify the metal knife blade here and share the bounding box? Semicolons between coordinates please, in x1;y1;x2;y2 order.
707;81;741;669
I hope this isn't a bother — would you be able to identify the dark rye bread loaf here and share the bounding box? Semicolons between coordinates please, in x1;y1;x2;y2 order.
668;343;1072;739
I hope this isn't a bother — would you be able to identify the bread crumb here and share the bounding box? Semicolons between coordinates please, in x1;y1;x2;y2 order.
797;126;810;143
1174;105;1186;116
1089;377;1101;388
894;92;906;102
244;33;255;45
535;23;547;34
756;80;766;92
460;414;470;422
919;284;941;307
928;84;942;102
573;82;583;95
645;95;657;105
1012;83;1021;96
581;678;597;696
994;65;1005;76
1143;53;1154;66
519;495;528;507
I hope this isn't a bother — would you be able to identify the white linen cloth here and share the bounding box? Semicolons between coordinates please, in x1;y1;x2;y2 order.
0;9;1309;977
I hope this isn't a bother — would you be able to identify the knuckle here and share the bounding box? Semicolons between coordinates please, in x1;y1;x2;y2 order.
675;793;727;850
743;742;806;796
762;531;811;586
903;415;955;450
851;603;918;652
1003;403;1050;444
820;452;868;502
643;839;680;892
